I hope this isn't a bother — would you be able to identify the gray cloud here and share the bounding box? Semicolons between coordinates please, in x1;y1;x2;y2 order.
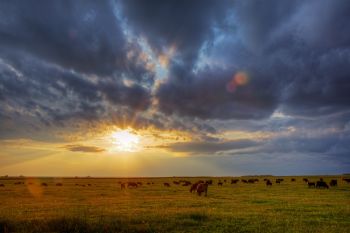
166;139;261;154
64;144;105;153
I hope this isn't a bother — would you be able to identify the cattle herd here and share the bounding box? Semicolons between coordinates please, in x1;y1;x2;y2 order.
113;177;350;197
0;177;349;197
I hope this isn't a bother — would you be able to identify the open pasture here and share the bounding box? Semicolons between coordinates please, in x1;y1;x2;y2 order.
0;176;349;233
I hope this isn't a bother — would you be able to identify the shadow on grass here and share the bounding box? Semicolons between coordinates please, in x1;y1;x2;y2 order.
0;217;154;233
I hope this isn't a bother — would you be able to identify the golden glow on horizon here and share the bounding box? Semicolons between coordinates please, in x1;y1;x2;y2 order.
111;129;141;152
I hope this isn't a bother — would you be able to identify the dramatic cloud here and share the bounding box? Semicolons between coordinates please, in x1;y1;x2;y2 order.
1;0;350;175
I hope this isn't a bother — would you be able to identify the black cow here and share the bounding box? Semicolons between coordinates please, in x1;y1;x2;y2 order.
307;182;315;188
316;181;329;189
329;180;337;187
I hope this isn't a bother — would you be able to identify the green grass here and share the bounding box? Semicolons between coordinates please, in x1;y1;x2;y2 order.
0;176;349;232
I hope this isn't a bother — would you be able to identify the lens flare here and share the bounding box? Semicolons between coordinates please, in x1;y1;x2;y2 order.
226;71;249;93
26;177;43;198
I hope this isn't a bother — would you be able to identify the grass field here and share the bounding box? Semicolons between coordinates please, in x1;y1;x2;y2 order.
0;176;349;233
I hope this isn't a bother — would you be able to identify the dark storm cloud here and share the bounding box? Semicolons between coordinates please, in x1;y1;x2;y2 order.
120;0;230;67
136;0;350;120
0;51;151;133
0;0;127;75
64;144;105;153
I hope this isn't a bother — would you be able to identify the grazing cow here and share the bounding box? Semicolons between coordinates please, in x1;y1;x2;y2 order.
190;183;199;193
218;181;223;186
303;178;309;183
41;183;48;187
182;181;191;186
121;183;126;190
276;180;280;184
316;181;329;189
196;183;208;196
173;181;180;185
206;180;213;185
127;182;138;188
231;179;239;184
224;180;227;183
308;182;315;188
329;180;337;187
164;183;170;187
56;183;63;186
87;184;91;186
147;182;151;185
342;178;350;183
241;179;248;183
291;178;296;182
266;180;272;186
248;179;255;184
0;184;4;187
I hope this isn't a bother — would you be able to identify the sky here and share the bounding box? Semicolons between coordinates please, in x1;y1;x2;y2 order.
0;0;350;177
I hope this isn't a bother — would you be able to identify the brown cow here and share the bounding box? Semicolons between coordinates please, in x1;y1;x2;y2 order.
164;182;170;187
308;182;315;188
266;180;272;186
196;183;208;196
127;182;138;188
0;184;4;187
342;178;350;183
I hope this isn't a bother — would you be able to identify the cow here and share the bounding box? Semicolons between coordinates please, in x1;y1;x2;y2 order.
127;182;138;188
329;180;337;187
266;180;272;186
206;180;213;185
121;183;126;190
196;183;208;196
56;183;63;186
231;179;239;184
218;181;223;186
248;179;255;184
137;182;143;186
41;183;48;187
342;178;350;183
164;183;170;187
0;184;4;187
308;182;315;188
241;179;248;183
190;183;199;193
316;181;329;189
190;181;204;193
173;181;180;185
303;178;309;183
291;178;296;182
182;181;191;186
276;178;283;183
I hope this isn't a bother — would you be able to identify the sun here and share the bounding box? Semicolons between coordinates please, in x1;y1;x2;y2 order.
111;129;140;152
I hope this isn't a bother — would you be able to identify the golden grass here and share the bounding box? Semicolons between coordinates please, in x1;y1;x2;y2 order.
0;176;349;232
